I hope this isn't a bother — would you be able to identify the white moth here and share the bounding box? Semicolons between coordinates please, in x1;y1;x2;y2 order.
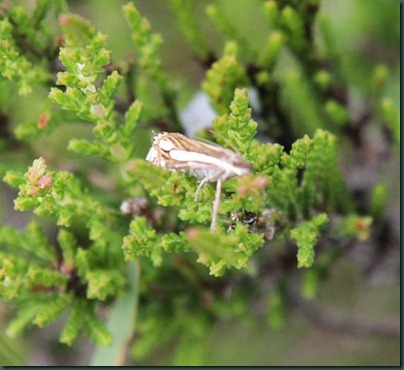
146;132;252;231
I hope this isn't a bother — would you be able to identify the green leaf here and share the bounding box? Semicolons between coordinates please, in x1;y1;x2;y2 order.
59;300;85;346
68;138;111;158
123;2;170;93
370;184;389;222
3;170;25;188
279;68;324;136
6;306;40;338
122;217;159;264
262;1;279;27
205;4;250;58
124;100;142;136
170;0;210;60
381;98;399;143
202;42;247;114
324;99;350;126
59;12;97;47
83;309;112;346
0;18;50;95
258;31;284;69
338;214;372;241
27;266;68;287
86;270;126;301
266;289;285;329
33;294;73;327
57;229;77;269
186;224;264;276
290;213;329;268
280;6;307;54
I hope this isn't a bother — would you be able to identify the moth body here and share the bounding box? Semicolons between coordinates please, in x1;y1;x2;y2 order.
146;132;251;182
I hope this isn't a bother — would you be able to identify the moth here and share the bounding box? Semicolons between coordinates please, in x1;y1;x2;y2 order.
146;132;252;231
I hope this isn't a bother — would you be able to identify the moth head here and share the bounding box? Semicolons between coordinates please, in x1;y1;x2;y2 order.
147;132;172;164
151;131;164;145
151;132;176;152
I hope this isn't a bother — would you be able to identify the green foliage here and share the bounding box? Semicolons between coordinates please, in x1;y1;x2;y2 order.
290;213;328;268
60;299;112;346
265;130;351;222
212;88;257;155
266;288;286;329
258;31;284;70
123;3;165;88
205;4;251;59
0;212;117;346
122;217;159;264
1;156;127;344
279;67;324;136
123;2;180;129
0;0;397;366
170;0;210;60
48;14;132;162
0;17;49;95
202;42;247;114
369;184;388;223
262;1;319;58
381;98;400;143
337;215;372;242
186;225;264;276
301;248;340;300
0;0;67;97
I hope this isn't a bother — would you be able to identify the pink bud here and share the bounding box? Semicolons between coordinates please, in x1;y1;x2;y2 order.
37;112;49;129
37;176;53;189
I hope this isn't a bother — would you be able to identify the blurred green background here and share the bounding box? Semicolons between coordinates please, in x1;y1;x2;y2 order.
0;0;399;366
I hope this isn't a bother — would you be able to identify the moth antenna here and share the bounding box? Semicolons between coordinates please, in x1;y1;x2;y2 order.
151;129;162;142
208;130;240;154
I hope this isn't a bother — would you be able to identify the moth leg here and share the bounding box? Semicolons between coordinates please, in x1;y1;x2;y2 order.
210;179;222;232
194;177;209;202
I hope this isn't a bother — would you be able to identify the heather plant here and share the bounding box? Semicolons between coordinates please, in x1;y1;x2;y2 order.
0;0;398;366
